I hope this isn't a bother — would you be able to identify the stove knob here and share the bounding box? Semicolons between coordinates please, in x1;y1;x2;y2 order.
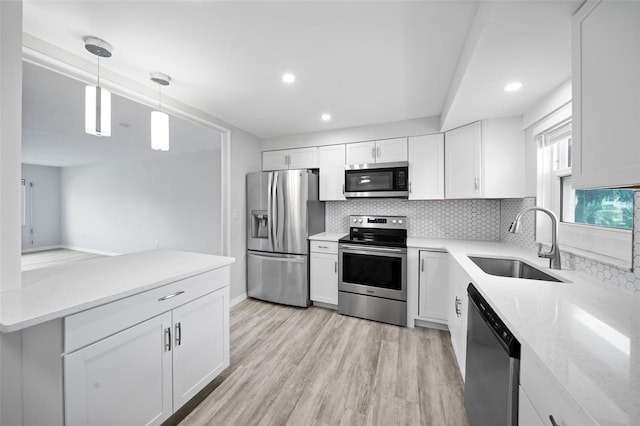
398;220;403;225
358;219;363;223
353;218;357;223
392;220;397;224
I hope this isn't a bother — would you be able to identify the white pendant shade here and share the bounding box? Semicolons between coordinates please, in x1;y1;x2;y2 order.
85;85;111;137
151;110;170;151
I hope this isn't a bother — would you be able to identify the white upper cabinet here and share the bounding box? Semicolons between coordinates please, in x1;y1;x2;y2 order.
345;137;407;165
445;122;482;199
445;118;525;199
262;147;318;171
318;144;346;201
345;141;376;164
572;1;640;189
375;137;408;163
408;134;444;200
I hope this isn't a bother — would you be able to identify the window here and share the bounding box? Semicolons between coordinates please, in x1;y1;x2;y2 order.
537;112;632;266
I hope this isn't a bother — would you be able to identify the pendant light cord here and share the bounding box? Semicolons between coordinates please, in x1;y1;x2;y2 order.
97;56;100;87
158;84;162;111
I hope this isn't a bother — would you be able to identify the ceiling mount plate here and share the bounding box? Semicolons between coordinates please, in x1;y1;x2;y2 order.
83;36;113;58
150;72;171;86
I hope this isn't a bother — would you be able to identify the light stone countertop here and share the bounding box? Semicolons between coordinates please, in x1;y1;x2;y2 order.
0;249;235;333
309;232;347;242
408;237;640;426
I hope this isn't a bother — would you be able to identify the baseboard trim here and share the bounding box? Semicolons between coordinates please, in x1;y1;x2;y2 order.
312;301;338;310
414;318;449;331
21;245;63;254
60;245;121;256
230;292;247;307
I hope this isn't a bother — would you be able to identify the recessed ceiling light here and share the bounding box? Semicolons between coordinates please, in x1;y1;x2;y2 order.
321;113;331;121
504;81;523;92
282;73;295;84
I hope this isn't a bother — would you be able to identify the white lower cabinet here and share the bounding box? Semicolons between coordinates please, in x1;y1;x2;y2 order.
519;346;595;426
310;241;339;306
65;312;173;426
417;250;448;323
448;259;469;379
65;288;229;426
518;386;545;426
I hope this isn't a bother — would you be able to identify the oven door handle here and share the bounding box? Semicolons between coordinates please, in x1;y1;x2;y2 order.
340;245;404;253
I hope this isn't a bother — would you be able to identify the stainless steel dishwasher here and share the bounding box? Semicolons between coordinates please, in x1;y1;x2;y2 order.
464;283;521;426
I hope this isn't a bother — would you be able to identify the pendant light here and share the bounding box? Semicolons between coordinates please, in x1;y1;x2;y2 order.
84;36;112;137
150;72;171;151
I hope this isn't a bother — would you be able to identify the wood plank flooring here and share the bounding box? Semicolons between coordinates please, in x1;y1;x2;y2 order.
21;248;105;271
179;299;468;426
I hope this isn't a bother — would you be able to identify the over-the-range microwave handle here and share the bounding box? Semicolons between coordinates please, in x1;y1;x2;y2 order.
248;252;306;263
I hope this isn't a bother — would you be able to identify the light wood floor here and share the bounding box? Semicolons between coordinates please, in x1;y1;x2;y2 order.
21;248;105;271
179;298;468;426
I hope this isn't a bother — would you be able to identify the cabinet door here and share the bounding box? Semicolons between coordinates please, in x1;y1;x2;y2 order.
408;134;444;200
448;261;469;380
318;145;346;201
519;386;545;426
482;117;525;198
172;288;230;409
310;252;339;305
445;121;482;199
375;137;408;163
418;251;448;322
346;141;376;165
262;150;289;171
289;147;318;169
64;312;173;426
573;1;640;189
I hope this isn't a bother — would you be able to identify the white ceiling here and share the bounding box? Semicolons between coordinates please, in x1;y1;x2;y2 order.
22;1;581;140
22;62;221;167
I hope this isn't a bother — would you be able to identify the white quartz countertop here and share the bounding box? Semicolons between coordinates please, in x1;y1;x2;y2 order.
0;249;235;333
408;238;640;426
309;232;347;242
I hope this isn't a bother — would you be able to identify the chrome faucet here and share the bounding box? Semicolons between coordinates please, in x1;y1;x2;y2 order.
509;207;562;270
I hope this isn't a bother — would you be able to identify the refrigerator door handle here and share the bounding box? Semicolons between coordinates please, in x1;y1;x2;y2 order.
272;172;280;251
248;252;306;263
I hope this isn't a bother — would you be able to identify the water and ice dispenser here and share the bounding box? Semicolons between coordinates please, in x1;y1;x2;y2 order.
251;210;268;238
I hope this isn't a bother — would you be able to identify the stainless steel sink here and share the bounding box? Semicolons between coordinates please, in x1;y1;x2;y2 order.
468;256;566;283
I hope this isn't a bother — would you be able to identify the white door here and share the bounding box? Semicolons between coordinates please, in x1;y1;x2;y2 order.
318;144;346;201
346;141;376;165
375;137;407;163
445;121;482;199
408;134;444;200
310;252;339;305
288;147;318;169
172;288;230;409
262;150;289;171
64;312;173;426
418;251;448;322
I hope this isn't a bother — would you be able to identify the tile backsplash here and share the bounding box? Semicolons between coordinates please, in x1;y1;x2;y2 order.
326;199;500;240
327;193;640;295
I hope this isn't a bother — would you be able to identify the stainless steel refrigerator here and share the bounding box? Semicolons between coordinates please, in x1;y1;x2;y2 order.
246;170;325;307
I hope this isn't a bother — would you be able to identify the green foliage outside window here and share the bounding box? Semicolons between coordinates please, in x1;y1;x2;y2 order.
574;189;633;230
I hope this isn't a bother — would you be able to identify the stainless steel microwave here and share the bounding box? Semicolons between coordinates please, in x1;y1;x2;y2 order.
344;162;409;198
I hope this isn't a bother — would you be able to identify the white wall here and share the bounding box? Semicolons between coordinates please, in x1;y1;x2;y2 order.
229;128;262;301
261;116;441;151
21;164;61;251
60;149;222;256
1;2;24;425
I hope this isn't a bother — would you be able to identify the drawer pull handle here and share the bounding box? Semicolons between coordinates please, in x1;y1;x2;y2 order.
335;261;337;273
175;322;182;346
159;290;185;301
549;415;559;426
318;245;329;249
455;296;462;317
164;327;172;352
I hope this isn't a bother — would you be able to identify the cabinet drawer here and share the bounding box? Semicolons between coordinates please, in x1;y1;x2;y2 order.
64;267;230;353
310;241;338;254
520;347;595;426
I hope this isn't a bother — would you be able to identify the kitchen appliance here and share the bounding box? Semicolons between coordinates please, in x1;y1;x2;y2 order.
246;170;325;307
465;283;521;426
338;215;407;326
344;162;409;198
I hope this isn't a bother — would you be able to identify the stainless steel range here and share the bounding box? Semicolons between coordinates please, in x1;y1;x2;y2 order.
338;215;407;326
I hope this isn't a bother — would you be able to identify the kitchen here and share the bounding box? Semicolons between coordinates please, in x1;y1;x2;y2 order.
1;1;639;425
